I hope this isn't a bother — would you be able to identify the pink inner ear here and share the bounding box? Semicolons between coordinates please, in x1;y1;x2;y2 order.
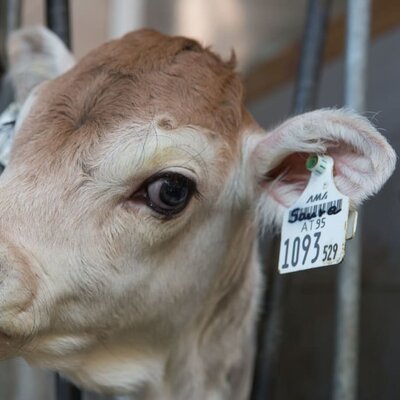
264;152;312;208
267;152;311;183
263;144;366;208
258;109;396;212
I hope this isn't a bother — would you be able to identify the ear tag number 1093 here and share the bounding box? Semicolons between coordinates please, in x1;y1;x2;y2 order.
278;155;354;274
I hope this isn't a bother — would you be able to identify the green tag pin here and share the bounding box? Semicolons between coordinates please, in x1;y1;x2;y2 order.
306;154;328;175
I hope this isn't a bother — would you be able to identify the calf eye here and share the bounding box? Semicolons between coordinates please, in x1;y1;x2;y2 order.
144;173;196;216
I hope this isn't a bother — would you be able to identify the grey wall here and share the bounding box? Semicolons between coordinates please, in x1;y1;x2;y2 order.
249;27;400;400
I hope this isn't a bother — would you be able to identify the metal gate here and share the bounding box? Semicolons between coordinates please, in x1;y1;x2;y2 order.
0;0;372;399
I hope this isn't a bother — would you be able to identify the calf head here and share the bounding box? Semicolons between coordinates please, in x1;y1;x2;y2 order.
0;27;396;398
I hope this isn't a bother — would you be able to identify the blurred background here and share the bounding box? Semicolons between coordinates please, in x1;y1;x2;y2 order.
0;0;399;399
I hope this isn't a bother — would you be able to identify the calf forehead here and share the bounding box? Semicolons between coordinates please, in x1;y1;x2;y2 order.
12;29;246;167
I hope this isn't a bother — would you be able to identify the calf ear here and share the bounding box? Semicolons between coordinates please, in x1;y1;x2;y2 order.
7;26;75;105
247;109;396;229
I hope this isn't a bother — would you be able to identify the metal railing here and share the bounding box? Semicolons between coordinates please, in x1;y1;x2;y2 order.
0;0;22;112
332;1;372;400
251;1;372;400
47;2;82;398
251;1;333;398
0;0;372;399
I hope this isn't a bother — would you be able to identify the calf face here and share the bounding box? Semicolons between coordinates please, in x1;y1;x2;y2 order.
0;27;396;398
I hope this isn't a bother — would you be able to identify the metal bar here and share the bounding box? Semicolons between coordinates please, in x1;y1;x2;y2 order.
46;0;71;49
0;0;22;113
55;375;82;400
344;0;371;112
108;0;146;39
45;1;80;398
250;238;282;400
250;1;333;399
0;0;23;74
292;0;333;114
332;1;371;400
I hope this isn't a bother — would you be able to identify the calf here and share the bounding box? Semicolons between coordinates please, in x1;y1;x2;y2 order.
0;27;396;399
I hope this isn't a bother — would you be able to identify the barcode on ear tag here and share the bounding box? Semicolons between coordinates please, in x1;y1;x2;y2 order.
278;155;350;274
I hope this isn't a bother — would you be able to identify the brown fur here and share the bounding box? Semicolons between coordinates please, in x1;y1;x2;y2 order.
13;29;244;166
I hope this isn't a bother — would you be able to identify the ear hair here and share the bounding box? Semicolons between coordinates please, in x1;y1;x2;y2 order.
225;49;237;70
7;26;75;105
247;108;396;230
